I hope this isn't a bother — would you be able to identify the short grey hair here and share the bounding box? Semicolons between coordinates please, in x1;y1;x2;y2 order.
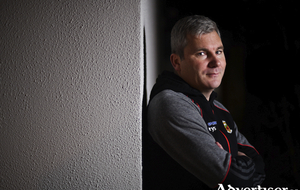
171;15;221;59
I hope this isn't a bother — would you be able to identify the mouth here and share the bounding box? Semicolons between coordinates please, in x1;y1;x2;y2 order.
206;69;222;77
206;72;219;77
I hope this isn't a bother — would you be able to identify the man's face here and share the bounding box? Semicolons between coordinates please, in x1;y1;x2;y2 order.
173;31;226;97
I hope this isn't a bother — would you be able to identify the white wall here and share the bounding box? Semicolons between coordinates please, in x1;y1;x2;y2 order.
142;0;160;100
0;0;143;189
143;0;167;100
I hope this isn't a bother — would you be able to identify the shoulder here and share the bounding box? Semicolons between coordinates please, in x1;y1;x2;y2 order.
147;89;204;129
148;89;200;113
150;89;191;102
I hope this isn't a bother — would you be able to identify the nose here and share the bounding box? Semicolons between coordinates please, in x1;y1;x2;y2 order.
208;55;221;68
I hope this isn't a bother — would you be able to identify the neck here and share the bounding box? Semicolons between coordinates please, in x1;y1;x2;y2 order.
201;90;213;101
173;71;215;101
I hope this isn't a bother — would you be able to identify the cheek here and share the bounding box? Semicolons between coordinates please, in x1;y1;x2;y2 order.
221;58;227;68
191;61;206;73
183;58;207;76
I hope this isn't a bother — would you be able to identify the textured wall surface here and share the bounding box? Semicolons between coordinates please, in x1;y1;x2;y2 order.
0;0;142;189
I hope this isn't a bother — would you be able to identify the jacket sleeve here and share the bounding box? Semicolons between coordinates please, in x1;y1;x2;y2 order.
223;123;266;186
147;90;232;188
214;100;266;186
147;90;265;188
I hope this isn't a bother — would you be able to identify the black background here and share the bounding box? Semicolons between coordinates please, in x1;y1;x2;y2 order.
154;0;300;187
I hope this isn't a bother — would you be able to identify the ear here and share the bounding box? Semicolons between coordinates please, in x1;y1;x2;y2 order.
170;53;182;73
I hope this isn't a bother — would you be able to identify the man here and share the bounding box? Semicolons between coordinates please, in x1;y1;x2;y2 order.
144;15;265;189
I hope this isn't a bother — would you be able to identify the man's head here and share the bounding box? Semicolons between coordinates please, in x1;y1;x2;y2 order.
171;15;221;60
170;15;226;100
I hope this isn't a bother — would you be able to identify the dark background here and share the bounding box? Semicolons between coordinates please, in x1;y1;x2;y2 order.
154;0;300;187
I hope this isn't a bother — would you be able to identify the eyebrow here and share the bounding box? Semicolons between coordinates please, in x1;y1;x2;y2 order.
218;46;224;50
197;46;224;52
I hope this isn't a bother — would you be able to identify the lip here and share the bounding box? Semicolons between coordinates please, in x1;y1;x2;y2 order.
206;72;219;76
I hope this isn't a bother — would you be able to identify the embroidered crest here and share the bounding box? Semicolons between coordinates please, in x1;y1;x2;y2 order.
222;120;232;134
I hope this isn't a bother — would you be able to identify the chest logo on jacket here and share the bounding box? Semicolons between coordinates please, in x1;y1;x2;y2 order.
222;120;232;134
208;121;217;132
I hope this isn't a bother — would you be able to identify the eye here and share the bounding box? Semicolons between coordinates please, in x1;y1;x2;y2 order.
198;51;206;56
216;50;223;55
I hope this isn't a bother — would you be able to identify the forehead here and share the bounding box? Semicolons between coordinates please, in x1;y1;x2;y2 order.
185;31;223;50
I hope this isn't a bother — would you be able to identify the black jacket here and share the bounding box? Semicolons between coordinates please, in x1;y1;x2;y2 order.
143;71;265;189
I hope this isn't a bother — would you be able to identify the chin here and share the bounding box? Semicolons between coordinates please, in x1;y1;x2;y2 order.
208;81;221;89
